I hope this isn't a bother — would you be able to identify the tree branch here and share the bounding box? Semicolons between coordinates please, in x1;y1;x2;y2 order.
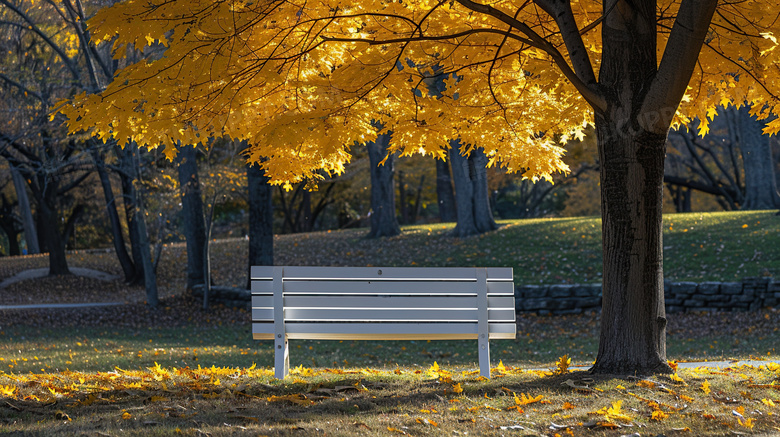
640;0;718;133
0;73;43;101
321;28;535;46
533;0;598;87
454;0;606;111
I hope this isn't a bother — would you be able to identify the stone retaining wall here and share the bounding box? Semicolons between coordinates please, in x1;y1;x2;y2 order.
516;277;779;315
192;278;780;315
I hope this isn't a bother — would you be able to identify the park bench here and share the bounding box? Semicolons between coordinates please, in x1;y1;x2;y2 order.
251;266;516;379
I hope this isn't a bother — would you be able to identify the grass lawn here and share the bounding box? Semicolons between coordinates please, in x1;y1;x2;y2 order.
268;210;779;285
1;210;779;435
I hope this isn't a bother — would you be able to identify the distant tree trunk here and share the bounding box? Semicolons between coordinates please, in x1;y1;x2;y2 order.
91;147;136;282
10;165;38;254
366;132;400;238
729;106;780;210
449;140;497;237
62;204;85;250
176;145;207;290
135;195;159;308
6;229;20;256
0;194;21;256
435;158;457;223
38;195;70;275
117;143;158;307
247;163;274;288
398;170;409;224
411;175;425;223
666;184;692;213
117;145;145;286
300;189;313;232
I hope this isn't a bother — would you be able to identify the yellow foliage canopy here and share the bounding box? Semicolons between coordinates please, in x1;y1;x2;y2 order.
55;0;780;186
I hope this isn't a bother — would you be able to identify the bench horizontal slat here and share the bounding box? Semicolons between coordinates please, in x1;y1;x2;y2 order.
252;307;516;322
253;322;516;340
251;280;514;295
251;295;515;311
251;266;513;281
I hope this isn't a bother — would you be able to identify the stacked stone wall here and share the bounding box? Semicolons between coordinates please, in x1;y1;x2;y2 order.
516;277;778;315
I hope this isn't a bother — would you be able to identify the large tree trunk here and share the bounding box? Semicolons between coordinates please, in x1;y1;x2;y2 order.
449;140;497;237
10;165;38;254
592;121;670;374
176;145;207;290
590;0;672;375
92;147;137;282
435;159;457;223
366;132;401;238
729;106;780;210
247;163;274;288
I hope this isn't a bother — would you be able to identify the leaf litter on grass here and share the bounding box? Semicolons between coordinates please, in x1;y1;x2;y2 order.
1;360;780;436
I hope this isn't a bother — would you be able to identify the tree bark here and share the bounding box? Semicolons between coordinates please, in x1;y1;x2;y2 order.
435;158;457;222
116;145;145;285
0;194;22;256
38;197;70;275
135;193;158;308
589;0;678;375
366;132;401;238
729;106;780;210
63;204;84;250
592;121;670;374
176;145;207;290
117;143;158;306
92;147;137;282
10;165;38;254
449;140;497;237
247;163;274;288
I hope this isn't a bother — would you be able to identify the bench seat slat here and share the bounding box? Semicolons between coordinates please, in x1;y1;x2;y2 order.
251;266;513;281
253;322;516;340
251;295;515;310
252;307;516;322
251;280;514;295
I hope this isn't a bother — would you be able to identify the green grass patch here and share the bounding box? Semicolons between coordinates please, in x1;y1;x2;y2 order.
1;316;776;375
273;210;780;285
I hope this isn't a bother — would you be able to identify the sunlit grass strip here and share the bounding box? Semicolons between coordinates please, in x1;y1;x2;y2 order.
1;361;779;435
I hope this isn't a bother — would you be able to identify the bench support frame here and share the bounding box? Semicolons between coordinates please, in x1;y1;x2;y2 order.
273;266;289;380
476;268;490;378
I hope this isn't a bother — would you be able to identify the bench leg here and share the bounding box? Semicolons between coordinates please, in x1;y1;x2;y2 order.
275;336;289;379
478;335;490;379
476;268;491;379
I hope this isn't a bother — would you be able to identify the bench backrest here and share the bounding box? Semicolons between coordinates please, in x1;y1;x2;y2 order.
251;266;516;340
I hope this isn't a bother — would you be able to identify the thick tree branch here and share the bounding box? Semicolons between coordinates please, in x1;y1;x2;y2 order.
640;0;718;133
0;73;43;101
454;0;606;111
663;174;740;199
321;28;534;46
533;0;598;87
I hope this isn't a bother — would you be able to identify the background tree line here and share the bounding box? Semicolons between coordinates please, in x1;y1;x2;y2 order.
1;0;779;310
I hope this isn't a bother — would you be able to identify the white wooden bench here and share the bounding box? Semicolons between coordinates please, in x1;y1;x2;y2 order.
251;266;516;379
